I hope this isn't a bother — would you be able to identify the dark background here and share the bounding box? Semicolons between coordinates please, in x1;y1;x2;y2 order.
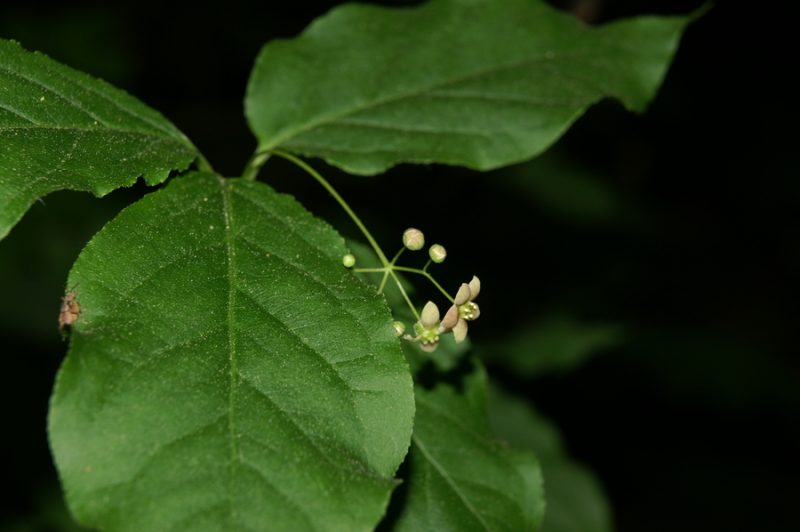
1;1;797;531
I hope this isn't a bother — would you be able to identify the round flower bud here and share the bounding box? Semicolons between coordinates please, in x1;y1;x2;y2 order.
429;244;447;263
393;321;406;337
342;254;356;268
402;228;425;251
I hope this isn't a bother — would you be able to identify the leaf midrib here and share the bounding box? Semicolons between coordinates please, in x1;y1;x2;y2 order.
262;50;592;150
219;177;241;523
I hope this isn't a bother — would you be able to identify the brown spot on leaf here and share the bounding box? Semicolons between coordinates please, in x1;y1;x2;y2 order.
59;291;81;330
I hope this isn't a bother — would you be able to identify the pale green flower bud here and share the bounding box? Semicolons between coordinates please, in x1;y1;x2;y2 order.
393;321;406;337
454;283;471;305
402;228;425;250
429;244;447;263
412;301;442;351
453;319;469;343
342;254;356;268
420;301;440;329
468;276;481;299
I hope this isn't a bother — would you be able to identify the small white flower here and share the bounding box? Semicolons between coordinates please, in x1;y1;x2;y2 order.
409;301;454;352
445;276;481;343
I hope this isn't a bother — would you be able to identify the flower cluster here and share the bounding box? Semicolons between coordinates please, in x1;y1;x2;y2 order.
404;275;480;351
447;276;481;343
348;226;481;353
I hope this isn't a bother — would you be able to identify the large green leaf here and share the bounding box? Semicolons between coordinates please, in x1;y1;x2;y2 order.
0;39;198;240
245;0;694;175
48;172;414;531
488;386;613;532
388;360;544;531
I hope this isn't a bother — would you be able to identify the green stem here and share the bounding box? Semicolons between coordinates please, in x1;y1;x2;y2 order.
390;270;420;321
242;150;271;181
377;270;391;295
353;257;421;319
378;248;406;294
390;247;406;264
393;265;455;303
196;153;215;173
272;150;389;267
253;150;421;319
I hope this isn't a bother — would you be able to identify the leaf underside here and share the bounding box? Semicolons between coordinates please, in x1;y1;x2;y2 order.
0;39;197;240
48;172;414;531
246;0;692;175
388;360;544;531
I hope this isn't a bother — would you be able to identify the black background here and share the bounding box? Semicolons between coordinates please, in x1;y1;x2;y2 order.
1;1;797;531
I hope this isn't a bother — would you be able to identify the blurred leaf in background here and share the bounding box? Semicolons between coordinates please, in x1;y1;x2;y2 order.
3;489;87;532
479;314;624;378
0;7;136;86
385;360;545;531
498;151;633;227
488;385;613;532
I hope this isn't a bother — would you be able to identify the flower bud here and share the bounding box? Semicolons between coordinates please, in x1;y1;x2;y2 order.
393;321;406;337
428;244;447;263
454;283;471;305
453;319;469;343
468;276;481;299
342;254;356;268
402;228;425;251
420;301;440;329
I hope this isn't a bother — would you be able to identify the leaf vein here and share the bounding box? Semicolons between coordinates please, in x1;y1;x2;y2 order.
0;64;113;127
0;124;190;144
236;458;317;530
42;61;181;138
234;287;364;408
333;118;498;140
0;102;40;124
236;374;364;475
235;235;374;352
425;90;583;106
412;434;492;531
266;51;572;148
220;179;240;523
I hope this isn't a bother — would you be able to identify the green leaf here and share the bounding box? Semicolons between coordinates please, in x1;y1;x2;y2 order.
48;172;414;531
388;360;544;531
488;386;613;532
0;39;198;240
245;0;694;175
480;315;624;377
